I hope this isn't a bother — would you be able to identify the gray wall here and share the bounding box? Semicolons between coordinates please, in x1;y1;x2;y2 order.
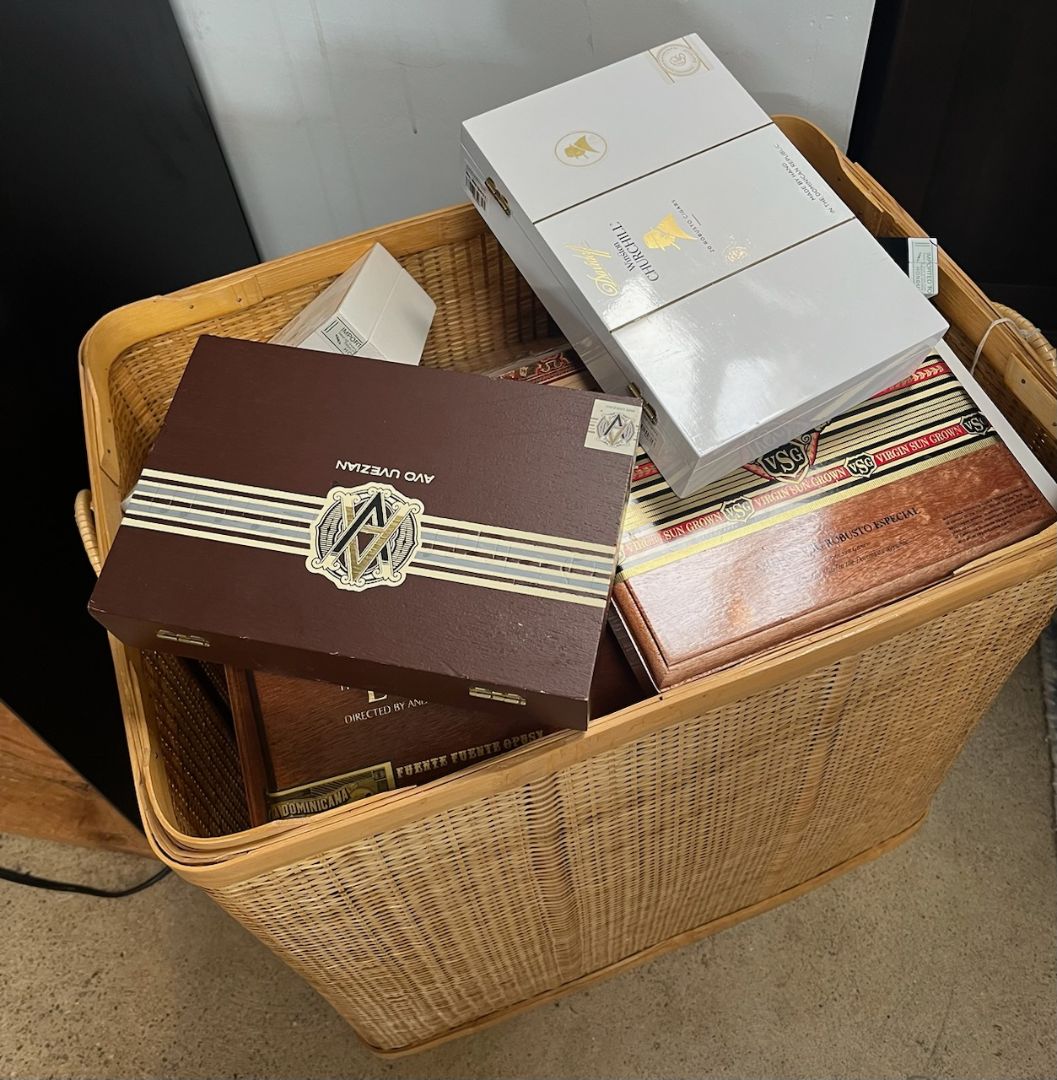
174;0;876;259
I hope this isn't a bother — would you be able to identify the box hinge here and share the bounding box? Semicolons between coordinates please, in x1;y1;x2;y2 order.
485;177;511;216
156;629;211;648
626;382;658;424
469;686;526;706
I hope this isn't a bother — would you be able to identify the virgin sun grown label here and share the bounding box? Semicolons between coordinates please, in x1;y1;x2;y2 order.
88;336;640;730
462;33;947;497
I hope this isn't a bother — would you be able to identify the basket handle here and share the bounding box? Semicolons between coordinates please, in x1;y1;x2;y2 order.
75;489;103;577
992;303;1057;381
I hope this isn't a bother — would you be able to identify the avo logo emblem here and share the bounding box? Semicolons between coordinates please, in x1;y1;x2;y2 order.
307;484;423;592
556;131;607;166
597;410;638;449
745;431;821;484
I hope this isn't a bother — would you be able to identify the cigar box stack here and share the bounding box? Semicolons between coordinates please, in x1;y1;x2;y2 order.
88;34;1055;834
91;334;650;822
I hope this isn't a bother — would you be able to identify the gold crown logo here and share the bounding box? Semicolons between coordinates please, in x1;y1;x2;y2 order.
643;213;695;251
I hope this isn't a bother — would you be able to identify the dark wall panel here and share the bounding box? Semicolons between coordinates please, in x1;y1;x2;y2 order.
850;0;1056;336
0;0;258;821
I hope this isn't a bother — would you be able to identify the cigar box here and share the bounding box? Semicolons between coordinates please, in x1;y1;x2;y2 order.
228;628;646;824
462;33;947;497
609;349;1056;688
89;335;641;729
488;343;585;386
269;243;435;364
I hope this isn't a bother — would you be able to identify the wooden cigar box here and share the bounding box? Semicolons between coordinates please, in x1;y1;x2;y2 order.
89;335;641;730
228;628;646;824
508;346;1055;689
610;352;1055;688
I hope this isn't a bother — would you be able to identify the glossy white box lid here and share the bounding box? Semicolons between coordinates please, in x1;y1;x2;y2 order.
612;219;950;489
537;124;853;330
461;34;768;223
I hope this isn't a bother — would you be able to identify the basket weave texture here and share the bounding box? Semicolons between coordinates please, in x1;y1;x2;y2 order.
79;117;1057;1053
206;569;1052;1051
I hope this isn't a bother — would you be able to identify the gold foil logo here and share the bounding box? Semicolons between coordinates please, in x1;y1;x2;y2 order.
643;213;695;251
657;43;702;77
566;243;619;296
650;38;708;81
555;130;607;166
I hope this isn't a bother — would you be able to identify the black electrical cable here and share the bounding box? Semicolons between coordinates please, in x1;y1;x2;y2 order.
0;863;170;897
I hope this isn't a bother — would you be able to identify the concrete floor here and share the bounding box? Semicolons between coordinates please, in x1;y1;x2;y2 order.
2;649;1055;1080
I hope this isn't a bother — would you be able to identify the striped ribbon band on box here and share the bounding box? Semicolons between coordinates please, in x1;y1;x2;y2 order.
617;359;999;581
121;469;616;608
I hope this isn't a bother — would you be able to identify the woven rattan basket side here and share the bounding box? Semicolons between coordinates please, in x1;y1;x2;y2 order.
197;565;1054;1052
78;116;1057;1053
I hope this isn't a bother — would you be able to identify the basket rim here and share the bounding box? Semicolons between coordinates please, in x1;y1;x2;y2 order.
77;115;1057;886
126;526;1055;885
78;116;1056;519
77;198;484;554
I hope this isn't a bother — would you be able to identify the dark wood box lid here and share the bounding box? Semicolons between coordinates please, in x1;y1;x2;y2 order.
89;336;641;729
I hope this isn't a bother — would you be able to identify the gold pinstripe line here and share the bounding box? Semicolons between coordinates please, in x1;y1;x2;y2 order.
622;408;984;535
617;437;992;582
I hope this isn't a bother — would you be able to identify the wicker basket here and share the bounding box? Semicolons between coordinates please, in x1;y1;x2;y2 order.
77;116;1057;1055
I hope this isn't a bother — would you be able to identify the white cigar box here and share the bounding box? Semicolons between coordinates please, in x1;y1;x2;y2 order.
462;34;948;496
270;243;435;365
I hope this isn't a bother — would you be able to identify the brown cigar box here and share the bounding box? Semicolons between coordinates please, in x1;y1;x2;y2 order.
228;627;646;823
490;345;1053;685
89;335;641;729
610;354;1055;689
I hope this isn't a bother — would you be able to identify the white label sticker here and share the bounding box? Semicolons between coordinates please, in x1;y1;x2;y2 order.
321;314;368;355
464;161;488;212
907;237;939;297
585;399;641;456
638;415;663;455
